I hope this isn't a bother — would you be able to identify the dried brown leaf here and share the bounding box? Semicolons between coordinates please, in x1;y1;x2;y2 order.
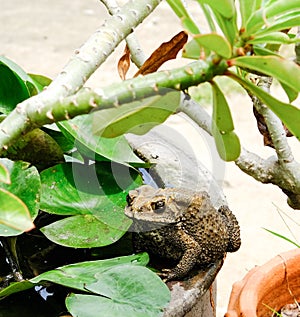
134;31;188;77
118;45;131;80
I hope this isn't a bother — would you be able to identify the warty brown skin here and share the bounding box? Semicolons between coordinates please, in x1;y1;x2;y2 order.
125;185;241;281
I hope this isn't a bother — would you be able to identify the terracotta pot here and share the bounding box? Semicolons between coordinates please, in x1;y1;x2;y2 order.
225;248;300;317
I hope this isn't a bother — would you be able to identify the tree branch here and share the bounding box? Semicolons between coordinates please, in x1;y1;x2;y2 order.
179;83;300;208
178;96;278;184
0;58;228;153
0;0;161;152
100;0;146;67
250;76;294;164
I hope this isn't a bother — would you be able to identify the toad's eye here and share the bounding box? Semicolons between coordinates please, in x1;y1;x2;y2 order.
126;194;134;206
151;200;165;213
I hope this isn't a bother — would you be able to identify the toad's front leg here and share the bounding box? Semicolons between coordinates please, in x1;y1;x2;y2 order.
162;228;202;282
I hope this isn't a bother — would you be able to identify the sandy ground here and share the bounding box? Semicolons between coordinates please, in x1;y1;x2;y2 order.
1;1;300;316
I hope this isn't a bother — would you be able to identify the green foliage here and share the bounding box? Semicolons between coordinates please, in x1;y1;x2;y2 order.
244;0;300;35
58;114;144;166
0;188;34;236
65;264;168;317
231;56;300;92
0;1;300;316
166;0;200;34
194;34;232;59
40;162;142;247
0;60;30;114
0;254;170;317
92;90;181;138
169;0;300;160
264;228;300;249
0;56;51;114
0;58;167;315
230;72;300;141
0;159;39;236
40;162;139;217
211;81;241;161
0;162;10;184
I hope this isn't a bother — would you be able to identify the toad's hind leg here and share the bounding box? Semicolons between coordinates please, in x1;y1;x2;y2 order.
165;228;202;281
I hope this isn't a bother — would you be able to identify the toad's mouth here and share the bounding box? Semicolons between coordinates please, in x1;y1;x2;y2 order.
125;210;179;232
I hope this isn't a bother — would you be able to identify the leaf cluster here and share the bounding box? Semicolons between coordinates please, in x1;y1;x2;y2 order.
0;1;300;316
0;59;168;315
168;0;300;160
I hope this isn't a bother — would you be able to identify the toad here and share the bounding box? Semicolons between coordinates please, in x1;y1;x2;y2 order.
125;185;241;281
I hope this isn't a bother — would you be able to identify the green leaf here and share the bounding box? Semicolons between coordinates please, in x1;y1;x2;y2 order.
239;0;256;27
212;128;241;161
41;214;129;248
92;90;181;138
280;82;299;103
0;56;45;104
248;32;300;45
197;0;236;18
182;39;202;59
58;114;144;165
31;254;150;290
231;56;300;92
211;81;234;132
42;126;75;153
0;56;32;84
66;265;170;317
0;162;10;184
229;72;300;140
199;3;217;32
166;0;200;34
0;159;40;219
0;281;34;299
3;128;64;170
264;0;300;18
210;81;241;161
181;16;201;35
252;46;281;57
245;0;300;34
194;33;232;59
0;62;30;114
40;162;142;217
40;162;142;247
28;73;52;93
166;0;189;19
0;188;35;236
215;13;237;45
264;228;300;248
182;39;211;60
0;254;150;299
255;15;300;35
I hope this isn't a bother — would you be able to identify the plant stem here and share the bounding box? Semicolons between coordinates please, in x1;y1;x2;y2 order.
100;0;146;67
251;76;294;164
178;97;277;183
180;81;300;208
0;59;227;152
0;0;162;152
